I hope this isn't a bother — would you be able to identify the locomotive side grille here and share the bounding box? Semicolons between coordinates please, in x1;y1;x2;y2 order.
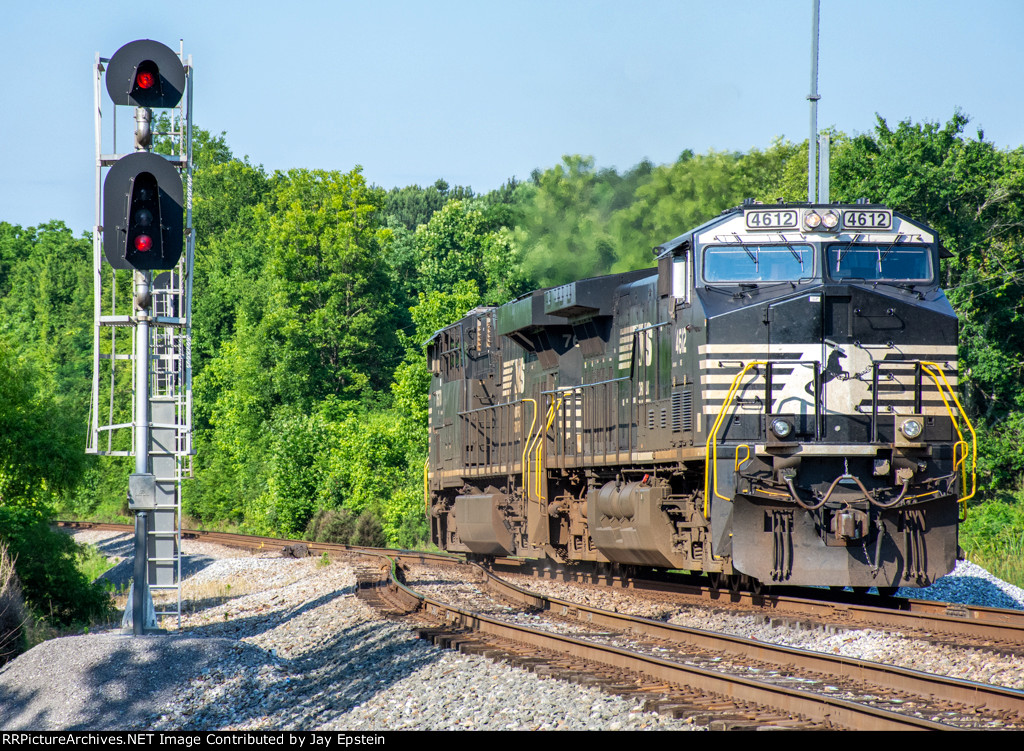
672;390;692;432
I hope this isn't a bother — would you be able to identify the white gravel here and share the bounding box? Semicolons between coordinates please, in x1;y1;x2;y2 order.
1;530;1022;730
0;534;700;731
896;559;1024;610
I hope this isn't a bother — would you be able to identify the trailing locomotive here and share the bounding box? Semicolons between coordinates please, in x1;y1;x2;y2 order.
425;201;974;592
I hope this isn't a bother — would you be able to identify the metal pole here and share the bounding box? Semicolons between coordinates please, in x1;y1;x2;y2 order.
808;0;820;203
132;271;151;634
132;511;147;635
818;133;830;204
135;275;151;470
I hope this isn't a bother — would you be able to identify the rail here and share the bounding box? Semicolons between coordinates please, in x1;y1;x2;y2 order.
541;376;633;468
705;361;768;517
704;356;972;517
457;399;529;475
920;361;977;508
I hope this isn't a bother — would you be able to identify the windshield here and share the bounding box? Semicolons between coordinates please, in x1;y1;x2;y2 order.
702;244;814;283
827;243;933;282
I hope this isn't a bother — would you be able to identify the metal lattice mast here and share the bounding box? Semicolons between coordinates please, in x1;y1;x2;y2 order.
90;40;195;633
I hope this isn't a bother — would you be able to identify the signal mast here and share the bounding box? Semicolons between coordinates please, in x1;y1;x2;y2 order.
89;39;195;635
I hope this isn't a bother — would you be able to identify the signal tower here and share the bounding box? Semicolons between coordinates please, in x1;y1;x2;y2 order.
88;40;194;633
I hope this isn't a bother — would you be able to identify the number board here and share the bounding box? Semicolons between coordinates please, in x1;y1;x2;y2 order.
843;209;892;231
744;209;799;231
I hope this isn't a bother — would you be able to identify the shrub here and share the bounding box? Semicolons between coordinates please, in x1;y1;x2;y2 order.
0;541;26;664
304;508;356;544
0;508;113;626
351;510;386;548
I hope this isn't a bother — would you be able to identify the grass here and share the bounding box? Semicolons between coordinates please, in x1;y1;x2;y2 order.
76;544;117;583
960;498;1024;590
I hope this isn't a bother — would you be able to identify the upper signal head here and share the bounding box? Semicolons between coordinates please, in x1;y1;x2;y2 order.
106;39;184;109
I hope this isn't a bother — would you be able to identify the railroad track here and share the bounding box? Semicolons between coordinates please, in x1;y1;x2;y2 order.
399;560;1024;730
62;521;1024;730
497;558;1024;652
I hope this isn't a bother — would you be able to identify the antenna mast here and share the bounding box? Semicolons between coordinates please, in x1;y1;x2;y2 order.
808;0;821;203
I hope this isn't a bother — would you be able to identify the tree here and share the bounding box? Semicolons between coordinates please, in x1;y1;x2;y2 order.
515;156;653;286
260;168;402;402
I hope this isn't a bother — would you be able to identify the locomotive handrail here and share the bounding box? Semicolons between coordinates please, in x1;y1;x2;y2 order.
541;377;632;467
540;376;632;394
458;399;523;473
734;444;751;471
521;398;538;501
534;397;563;501
703;358;819;517
457;401;521;416
423;458;429;515
919;361;976;506
704;360;768;517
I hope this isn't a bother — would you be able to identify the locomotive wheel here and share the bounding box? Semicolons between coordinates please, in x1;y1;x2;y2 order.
707;572;724;590
876;586;899;597
728;574;747;594
749;577;766;596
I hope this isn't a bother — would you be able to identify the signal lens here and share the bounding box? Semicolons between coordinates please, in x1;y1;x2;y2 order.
134;235;153;252
136;71;156;90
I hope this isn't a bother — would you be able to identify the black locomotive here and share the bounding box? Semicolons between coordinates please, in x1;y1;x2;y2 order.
425;201;974;591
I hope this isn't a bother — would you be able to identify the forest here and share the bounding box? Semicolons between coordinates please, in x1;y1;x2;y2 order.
2;112;1024;637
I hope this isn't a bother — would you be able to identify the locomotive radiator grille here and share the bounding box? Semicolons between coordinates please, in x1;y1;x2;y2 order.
671;390;692;432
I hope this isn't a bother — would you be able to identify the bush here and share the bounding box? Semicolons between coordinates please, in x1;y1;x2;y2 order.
304;508;356;544
303;507;387;548
0;508;113;626
351;511;386;548
0;541;26;664
960;498;1024;589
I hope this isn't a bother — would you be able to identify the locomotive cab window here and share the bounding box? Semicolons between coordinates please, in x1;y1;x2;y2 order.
702;243;814;284
826;243;933;283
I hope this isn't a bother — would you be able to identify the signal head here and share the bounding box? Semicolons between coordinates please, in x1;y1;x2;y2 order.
103;151;183;271
106;39;185;109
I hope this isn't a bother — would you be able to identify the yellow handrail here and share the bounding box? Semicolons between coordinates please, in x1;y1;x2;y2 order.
704;361;767;518
521;398;538;501
735;444;752;472
697;358;975;520
919;361;976;507
534;397;563;501
423;458;430;516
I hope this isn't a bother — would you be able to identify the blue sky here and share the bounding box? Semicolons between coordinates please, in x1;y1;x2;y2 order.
3;0;1023;235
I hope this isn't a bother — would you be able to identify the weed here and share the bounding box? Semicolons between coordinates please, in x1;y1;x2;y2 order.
76;544;116;582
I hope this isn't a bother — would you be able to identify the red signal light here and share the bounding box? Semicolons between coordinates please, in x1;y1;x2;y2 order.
136;71;156;90
134;235;153;252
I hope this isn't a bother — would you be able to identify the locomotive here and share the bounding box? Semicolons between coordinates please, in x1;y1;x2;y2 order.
425;200;974;592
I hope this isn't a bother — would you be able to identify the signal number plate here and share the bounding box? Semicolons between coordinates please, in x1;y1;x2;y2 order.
844;209;892;230
745;209;799;230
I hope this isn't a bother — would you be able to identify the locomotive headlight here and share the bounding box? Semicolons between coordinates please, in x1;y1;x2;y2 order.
822;210;840;229
900;418;924;439
803;211;822;230
770;418;793;439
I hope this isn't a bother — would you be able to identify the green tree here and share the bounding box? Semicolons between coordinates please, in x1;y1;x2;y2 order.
0;349;109;627
515;156;654;286
414;199;527;305
260;168;401;402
